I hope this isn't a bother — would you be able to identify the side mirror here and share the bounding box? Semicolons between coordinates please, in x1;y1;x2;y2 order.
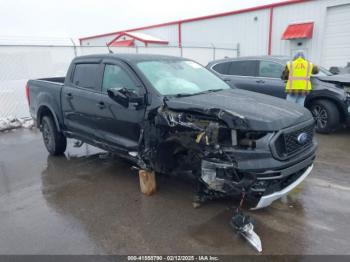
107;87;129;107
329;67;340;75
223;78;236;88
107;87;145;108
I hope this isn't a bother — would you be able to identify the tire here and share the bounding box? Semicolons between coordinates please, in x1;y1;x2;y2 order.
310;99;340;134
41;116;67;155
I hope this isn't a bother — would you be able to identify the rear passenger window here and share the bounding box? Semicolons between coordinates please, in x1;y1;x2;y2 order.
259;61;284;78
102;64;138;93
212;62;230;74
227;61;258;76
72;63;100;90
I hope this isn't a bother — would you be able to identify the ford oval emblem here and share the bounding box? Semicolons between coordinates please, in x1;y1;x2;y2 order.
297;132;308;145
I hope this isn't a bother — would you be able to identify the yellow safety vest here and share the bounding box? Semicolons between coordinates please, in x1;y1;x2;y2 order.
285;57;313;93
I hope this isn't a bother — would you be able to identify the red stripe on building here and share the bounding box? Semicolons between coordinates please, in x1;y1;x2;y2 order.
178;22;182;47
268;7;274;55
79;0;310;42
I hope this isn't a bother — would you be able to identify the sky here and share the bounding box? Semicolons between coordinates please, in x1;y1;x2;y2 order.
0;0;284;40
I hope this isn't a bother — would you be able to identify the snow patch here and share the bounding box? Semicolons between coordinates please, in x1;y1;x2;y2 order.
0;116;34;132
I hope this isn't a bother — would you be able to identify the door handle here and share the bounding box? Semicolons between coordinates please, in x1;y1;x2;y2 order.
66;93;73;99
256;79;265;84
97;101;105;109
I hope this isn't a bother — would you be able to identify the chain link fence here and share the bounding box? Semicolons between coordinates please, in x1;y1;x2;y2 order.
0;44;239;118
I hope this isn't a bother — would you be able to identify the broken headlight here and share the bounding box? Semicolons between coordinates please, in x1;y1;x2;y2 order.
341;84;350;94
346;90;350;99
232;130;268;149
201;126;268;149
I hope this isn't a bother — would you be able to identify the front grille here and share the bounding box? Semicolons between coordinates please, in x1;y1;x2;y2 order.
283;124;314;155
271;122;315;160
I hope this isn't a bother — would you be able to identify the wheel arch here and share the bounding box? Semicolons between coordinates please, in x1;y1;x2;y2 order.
36;105;61;132
305;96;346;124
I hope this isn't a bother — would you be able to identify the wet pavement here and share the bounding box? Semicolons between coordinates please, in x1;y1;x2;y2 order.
0;128;350;255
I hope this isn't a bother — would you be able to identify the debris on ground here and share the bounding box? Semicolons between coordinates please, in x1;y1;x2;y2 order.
229;192;262;252
0;116;34;132
230;210;262;252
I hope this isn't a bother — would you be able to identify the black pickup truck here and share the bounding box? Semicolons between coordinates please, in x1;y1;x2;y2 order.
27;54;317;210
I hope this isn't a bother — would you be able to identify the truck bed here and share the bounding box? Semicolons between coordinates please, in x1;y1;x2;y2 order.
27;77;65;127
36;77;65;84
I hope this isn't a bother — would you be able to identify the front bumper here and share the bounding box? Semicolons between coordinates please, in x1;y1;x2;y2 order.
252;164;313;209
200;148;316;209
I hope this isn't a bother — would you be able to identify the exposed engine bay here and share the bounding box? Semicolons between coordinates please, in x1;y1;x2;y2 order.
140;106;261;197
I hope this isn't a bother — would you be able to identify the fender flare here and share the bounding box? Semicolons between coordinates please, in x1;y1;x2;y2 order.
305;95;346;122
36;104;61;132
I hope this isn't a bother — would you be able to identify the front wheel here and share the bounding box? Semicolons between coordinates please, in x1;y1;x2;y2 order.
41;116;67;155
310;100;340;134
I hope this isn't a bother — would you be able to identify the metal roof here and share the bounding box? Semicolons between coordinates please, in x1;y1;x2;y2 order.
109;39;135;47
107;32;168;46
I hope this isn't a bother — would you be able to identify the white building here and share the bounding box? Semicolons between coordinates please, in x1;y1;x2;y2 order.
79;0;350;68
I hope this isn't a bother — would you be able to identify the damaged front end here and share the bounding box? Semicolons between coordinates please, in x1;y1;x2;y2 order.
147;106;277;198
143;106;260;190
135;98;316;252
138;106;268;251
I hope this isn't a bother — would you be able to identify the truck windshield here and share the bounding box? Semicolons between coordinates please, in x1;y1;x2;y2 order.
137;60;230;96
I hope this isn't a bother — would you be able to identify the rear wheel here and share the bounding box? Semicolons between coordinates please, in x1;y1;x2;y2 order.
310;100;340;134
41;116;67;155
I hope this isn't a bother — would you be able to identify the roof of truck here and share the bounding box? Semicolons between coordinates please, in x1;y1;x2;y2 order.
73;53;186;64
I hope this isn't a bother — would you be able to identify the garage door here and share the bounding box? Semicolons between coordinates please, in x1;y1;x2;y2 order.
322;4;350;69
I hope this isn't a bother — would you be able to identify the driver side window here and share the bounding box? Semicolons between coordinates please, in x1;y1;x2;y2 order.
258;61;284;78
102;64;137;94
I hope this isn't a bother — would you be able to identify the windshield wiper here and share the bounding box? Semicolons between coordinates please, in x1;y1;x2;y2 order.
195;88;224;95
173;93;196;97
173;89;224;98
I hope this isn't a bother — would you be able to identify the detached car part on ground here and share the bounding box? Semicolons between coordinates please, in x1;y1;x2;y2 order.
207;56;350;134
27;54;317;252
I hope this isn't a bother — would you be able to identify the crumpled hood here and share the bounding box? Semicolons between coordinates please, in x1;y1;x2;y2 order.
311;77;349;96
165;89;313;131
315;74;350;85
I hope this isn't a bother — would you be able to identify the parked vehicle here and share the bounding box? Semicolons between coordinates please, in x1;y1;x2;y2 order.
329;62;350;75
207;56;350;133
27;54;317;211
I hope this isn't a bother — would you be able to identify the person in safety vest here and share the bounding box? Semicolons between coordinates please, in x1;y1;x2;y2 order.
281;51;319;106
